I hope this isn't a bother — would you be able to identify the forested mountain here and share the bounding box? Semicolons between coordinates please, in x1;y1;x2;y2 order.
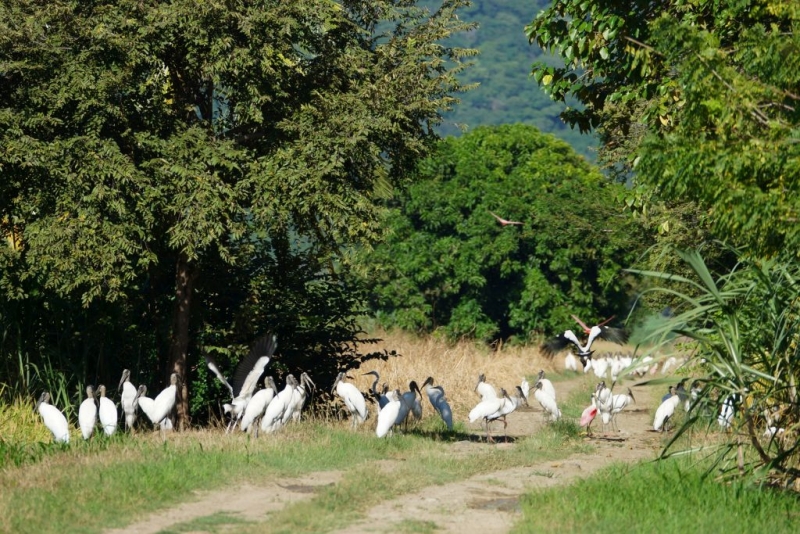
435;0;597;160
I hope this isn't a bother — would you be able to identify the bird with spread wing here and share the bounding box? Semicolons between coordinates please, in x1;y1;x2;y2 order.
540;315;628;369
204;333;278;433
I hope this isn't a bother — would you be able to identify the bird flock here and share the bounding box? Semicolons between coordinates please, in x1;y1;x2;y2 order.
33;322;756;446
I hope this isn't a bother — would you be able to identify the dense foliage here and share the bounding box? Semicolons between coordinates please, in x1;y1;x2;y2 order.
632;250;800;480
526;0;800;258
359;124;649;341
0;0;475;424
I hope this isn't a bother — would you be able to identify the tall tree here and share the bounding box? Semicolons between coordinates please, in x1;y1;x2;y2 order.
0;0;475;426
358;124;649;341
525;1;800;258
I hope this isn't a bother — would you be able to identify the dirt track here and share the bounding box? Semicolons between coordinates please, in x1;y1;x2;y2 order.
104;373;667;534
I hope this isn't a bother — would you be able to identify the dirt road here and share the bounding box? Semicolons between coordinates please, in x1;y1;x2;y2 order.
105;373;667;534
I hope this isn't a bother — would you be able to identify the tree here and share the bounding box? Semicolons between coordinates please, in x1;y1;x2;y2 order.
525;1;800;258
0;0;475;426
358;124;649;341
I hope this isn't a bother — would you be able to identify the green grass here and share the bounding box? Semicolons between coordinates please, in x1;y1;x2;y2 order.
512;457;800;533
0;421;590;534
238;427;592;533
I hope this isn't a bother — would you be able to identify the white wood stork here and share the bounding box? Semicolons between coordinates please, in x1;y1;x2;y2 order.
533;381;561;421
119;369;139;432
469;393;506;442
289;372;315;423
487;388;525;441
540;315;628;369
204;333;278;433
97;384;118;436
363;370;390;409
78;385;97;440
475;373;498;401
520;376;530;402
654;392;682;432
395;381;422;429
609;388;635;431
376;390;406;438
240;376;277;436
332;372;368;428
37;392;69;443
260;375;297;434
534;370;556;401
564;351;579;372
149;373;179;429
136;385;172;430
421;376;453;430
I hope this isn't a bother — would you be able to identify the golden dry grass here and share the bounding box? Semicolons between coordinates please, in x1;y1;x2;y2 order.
350;329;560;417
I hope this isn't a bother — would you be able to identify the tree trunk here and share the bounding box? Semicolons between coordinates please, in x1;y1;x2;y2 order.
169;252;195;431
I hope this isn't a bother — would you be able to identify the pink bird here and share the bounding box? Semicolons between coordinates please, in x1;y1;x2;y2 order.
488;210;523;227
580;403;598;435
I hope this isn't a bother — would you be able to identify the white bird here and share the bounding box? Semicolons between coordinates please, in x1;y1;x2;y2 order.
475;373;498;401
535;370;556;401
485;388;524;442
119;369;139;431
97;384;118;436
78;385;98;440
362;370;390;409
376;390;407;438
240;376;277;435
520;376;530;401
718;393;739;429
592;356;610;380
654;393;682;432
688;380;702;412
204;333;277;433
540;315;628;369
149;373;179;428
564;351;579;372
469;394;506;442
533;381;561;421
610;355;623;382
260;375;297;434
421;376;453;430
396;381;422;428
609;388;636;431
596;381;613;432
332;372;368;428
36;392;69;443
136;385;169;430
289;372;316;423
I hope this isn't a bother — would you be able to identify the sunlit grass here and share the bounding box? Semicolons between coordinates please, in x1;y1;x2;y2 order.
0;420;590;534
512;457;800;533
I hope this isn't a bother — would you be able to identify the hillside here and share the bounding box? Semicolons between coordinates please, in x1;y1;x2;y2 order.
437;0;598;160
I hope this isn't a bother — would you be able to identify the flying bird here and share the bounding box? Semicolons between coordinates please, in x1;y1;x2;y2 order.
540;315;628;368
489;210;523;227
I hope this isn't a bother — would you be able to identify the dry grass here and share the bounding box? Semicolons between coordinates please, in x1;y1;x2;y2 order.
351;329;558;417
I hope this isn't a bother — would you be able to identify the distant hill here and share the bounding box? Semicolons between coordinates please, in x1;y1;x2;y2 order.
435;0;597;160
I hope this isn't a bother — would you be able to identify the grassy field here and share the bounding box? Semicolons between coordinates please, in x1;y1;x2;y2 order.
2;331;797;533
513;457;800;533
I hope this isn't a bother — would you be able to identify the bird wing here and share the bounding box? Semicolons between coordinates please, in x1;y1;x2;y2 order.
232;333;278;398
540;330;580;358
596;325;628;345
204;354;234;397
